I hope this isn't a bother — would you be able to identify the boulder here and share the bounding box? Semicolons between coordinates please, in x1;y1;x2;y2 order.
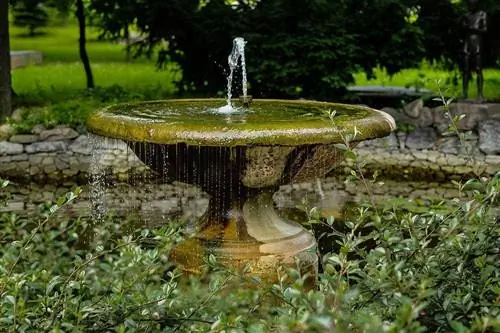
405;127;437;150
11;108;27;122
433;103;490;133
40;127;79;141
25;141;67;153
69;135;91;155
0;124;15;140
478;119;500;155
31;124;46;134
0;141;23;155
9;134;39;144
403;99;423;118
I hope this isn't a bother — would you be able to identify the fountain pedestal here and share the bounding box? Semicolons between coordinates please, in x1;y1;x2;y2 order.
87;99;396;286
170;189;318;284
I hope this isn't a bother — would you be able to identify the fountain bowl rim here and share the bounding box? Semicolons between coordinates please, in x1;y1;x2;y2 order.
86;98;396;146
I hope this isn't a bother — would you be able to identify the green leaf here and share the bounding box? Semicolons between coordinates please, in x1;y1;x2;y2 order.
334;143;348;151
449;320;468;333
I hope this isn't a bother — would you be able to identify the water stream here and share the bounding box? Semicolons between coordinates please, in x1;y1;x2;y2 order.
218;37;248;114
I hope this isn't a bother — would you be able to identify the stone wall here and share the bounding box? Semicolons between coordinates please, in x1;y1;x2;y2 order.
0;102;499;182
350;101;500;180
0;125;146;182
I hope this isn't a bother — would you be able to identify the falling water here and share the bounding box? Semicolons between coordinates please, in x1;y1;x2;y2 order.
218;37;248;114
89;134;108;222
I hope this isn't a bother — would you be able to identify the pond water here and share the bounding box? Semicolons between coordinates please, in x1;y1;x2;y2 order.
3;176;491;257
1;177;469;223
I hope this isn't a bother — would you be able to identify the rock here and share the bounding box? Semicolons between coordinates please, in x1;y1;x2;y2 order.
25;141;67;153
396;132;407;150
11;154;28;161
31;124;46;134
69;135;91;155
405;127;437;150
356;132;398;149
417;107;434;127
0;141;23;155
11;108;27;122
9;134;39;144
381;107;398;119
0;124;15;140
433;103;489;132
437;137;461;154
40;127;79;141
403;99;423;118
478;119;500;154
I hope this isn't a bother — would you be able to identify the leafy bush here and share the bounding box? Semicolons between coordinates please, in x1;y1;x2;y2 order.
0;171;498;332
9;84;174;133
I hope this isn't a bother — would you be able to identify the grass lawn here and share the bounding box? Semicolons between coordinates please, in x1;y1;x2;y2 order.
10;24;148;63
9;23;180;131
12;62;179;100
10;23;177;101
353;67;500;101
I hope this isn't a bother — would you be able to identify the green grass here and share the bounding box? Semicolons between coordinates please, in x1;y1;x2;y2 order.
8;23;181;132
354;67;500;101
10;23;179;109
10;24;148;63
12;62;179;99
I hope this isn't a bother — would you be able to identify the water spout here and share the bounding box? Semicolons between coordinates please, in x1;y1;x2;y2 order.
217;37;248;114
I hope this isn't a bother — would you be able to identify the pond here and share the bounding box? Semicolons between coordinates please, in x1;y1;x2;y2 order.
1;176;475;255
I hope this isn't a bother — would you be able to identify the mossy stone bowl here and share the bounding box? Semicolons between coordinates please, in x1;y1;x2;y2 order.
87;99;395;189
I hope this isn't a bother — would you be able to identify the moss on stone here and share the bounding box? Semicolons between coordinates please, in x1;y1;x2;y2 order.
87;99;395;146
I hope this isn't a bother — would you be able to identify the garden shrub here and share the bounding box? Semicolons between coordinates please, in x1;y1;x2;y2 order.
0;172;498;332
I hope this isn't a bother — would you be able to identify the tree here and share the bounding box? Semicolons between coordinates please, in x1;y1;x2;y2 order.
0;0;12;119
76;0;94;89
90;0;138;61
107;0;425;99
92;0;500;99
12;0;49;36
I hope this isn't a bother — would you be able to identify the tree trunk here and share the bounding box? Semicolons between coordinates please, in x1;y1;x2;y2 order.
76;0;95;89
124;25;131;62
0;0;12;120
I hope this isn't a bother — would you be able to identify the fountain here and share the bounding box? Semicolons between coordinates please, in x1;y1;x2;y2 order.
87;38;396;284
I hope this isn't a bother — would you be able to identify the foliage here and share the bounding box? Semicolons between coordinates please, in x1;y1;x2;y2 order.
11;0;49;36
413;0;500;69
0;169;498;332
87;0;500;100
7;82;177;133
100;0;425;100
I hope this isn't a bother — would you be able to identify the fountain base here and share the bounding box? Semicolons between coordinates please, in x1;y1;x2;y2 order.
170;191;318;286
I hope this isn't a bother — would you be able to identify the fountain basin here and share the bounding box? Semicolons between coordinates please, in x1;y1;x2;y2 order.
87;99;395;285
88;99;395;188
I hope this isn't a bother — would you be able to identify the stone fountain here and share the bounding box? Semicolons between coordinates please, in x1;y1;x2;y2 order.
87;38;395;284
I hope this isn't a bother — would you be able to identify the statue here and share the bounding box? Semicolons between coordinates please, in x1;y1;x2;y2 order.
462;0;487;103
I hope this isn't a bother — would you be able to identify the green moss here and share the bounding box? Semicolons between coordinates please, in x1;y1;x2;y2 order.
87;99;396;146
